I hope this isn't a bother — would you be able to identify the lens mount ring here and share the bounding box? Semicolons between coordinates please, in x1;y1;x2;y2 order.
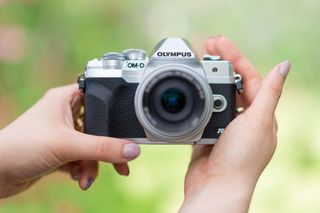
134;64;213;142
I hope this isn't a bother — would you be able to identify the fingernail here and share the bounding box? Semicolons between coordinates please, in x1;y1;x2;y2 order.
279;60;291;77
123;143;141;160
85;177;94;190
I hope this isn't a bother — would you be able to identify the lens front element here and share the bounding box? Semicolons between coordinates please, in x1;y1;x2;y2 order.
161;88;186;113
150;77;195;124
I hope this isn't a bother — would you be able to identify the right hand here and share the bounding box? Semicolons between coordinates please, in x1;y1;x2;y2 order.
180;36;291;213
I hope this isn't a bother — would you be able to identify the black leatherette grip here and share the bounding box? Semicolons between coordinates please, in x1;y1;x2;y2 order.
84;78;146;138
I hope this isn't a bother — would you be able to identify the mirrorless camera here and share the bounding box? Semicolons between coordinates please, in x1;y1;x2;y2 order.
78;38;243;144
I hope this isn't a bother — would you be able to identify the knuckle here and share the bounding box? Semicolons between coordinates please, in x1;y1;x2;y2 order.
247;108;273;130
261;118;274;130
44;88;59;98
265;82;282;100
217;35;227;42
53;130;74;161
95;137;114;160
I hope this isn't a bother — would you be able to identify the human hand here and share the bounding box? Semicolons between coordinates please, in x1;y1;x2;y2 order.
0;84;141;198
180;36;291;212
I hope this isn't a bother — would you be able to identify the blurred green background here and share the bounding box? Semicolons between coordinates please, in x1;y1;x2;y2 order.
0;0;320;212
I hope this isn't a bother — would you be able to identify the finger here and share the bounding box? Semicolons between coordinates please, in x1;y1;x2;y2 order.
206;36;260;83
62;131;141;164
59;163;71;173
71;91;84;132
250;60;291;116
78;161;98;190
113;163;130;176
59;161;82;180
236;93;246;108
206;36;261;104
70;164;81;180
70;91;83;115
191;145;213;162
44;84;80;100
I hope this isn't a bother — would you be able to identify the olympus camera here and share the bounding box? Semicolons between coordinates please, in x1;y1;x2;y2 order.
78;38;243;144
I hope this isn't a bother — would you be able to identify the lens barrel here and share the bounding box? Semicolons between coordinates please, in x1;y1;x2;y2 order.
135;65;213;142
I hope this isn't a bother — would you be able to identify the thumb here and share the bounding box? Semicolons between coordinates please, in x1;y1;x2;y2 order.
62;131;141;164
250;60;291;116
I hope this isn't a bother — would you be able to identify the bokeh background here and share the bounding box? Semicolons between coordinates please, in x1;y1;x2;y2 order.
0;0;320;212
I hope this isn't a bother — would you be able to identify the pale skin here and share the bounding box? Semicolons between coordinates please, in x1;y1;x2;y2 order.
0;36;290;213
180;36;291;212
0;84;141;198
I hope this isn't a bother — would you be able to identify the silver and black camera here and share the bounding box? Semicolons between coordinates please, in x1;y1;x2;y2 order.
78;38;243;144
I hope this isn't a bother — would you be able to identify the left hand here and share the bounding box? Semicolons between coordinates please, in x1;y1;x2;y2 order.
0;84;141;198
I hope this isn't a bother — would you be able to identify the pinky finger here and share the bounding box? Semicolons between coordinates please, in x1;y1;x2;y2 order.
113;163;130;176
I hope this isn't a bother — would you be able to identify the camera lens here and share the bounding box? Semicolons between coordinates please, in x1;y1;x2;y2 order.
161;88;186;113
135;66;213;142
148;77;195;124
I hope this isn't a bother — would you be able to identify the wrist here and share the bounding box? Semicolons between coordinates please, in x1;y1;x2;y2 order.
181;174;258;213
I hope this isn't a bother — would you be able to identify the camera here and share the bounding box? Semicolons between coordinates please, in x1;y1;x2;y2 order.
78;37;243;144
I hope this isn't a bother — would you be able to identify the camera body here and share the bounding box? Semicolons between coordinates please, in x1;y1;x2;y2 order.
78;38;241;144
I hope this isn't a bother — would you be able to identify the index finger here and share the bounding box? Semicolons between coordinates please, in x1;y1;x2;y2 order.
206;36;262;104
